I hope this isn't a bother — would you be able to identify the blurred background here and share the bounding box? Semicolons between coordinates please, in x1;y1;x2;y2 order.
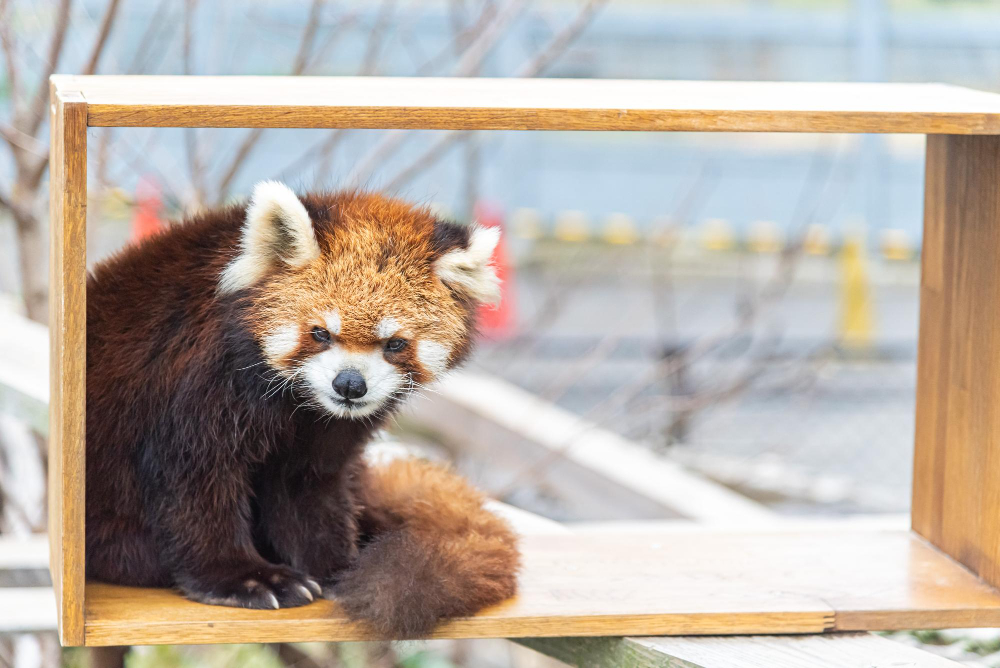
3;0;1000;666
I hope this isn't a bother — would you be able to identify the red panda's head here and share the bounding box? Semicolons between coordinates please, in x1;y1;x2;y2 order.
219;181;500;419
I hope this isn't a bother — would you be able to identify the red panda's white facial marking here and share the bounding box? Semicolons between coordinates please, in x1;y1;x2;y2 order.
263;324;301;361
301;343;405;418
416;340;451;378
375;316;401;340
235;182;500;421
324;310;342;336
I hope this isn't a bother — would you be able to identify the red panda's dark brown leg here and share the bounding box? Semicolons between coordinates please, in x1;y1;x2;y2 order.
253;459;361;589
333;459;520;638
141;411;321;610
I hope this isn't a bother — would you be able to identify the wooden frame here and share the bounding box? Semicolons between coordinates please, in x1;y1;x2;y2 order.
47;75;1000;647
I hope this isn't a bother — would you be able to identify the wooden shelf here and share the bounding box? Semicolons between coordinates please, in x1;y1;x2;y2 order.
82;528;1000;646
51;75;1000;133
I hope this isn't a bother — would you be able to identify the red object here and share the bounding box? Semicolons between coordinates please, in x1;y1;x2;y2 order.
474;201;516;339
131;177;164;241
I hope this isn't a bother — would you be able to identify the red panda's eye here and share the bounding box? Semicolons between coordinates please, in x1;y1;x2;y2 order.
311;327;331;344
384;338;408;353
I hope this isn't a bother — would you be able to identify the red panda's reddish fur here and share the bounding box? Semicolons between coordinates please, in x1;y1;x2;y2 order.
84;189;519;638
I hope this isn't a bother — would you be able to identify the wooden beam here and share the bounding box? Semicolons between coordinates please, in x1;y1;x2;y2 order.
912;134;1000;590
0;535;49;570
519;633;962;668
0;588;58;633
0;310;50;435
48;83;88;647
406;373;773;523
80;528;1000;646
50;76;1000;133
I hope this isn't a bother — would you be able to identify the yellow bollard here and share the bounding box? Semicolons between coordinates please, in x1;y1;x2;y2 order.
838;232;874;348
880;228;914;261
510;208;544;240
700;218;735;251
554;210;591;242
602;213;638;245
748;220;784;253
803;224;832;256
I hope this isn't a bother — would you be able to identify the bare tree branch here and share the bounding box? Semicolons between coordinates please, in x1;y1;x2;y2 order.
215;0;327;201
513;0;606;77
415;2;496;75
387;0;605;191
277;0;398;186
346;0;527;188
127;0;176;74
291;0;325;74
384;131;467;191
0;122;46;158
182;0;206;209
0;0;20;117
24;0;71;137
81;0;123;75
359;0;396;75
0;187;14;216
453;0;527;75
302;9;362;74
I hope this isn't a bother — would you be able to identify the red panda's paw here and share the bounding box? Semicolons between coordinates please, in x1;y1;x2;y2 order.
182;563;322;610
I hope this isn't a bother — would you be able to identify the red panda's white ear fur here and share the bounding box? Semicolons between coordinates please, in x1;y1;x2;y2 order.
434;225;502;306
219;181;320;294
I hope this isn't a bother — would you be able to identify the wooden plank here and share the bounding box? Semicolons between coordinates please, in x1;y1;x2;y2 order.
50;75;1000;134
0;588;58;633
912;134;1000;590
519;633;962;668
0;535;50;570
81;528;1000;646
0;311;50;435
505;513;951;668
48;83;88;647
409;373;774;523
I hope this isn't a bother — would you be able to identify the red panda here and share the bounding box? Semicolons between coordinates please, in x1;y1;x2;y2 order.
84;181;519;638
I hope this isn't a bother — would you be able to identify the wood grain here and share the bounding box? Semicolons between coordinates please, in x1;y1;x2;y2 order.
50;75;1000;133
81;529;1000;646
519;633;962;668
48;84;88;647
912;134;1000;590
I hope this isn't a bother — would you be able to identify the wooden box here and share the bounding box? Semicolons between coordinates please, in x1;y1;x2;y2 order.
48;75;1000;645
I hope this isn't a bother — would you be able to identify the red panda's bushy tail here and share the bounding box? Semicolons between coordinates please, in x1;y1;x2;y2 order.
333;458;520;639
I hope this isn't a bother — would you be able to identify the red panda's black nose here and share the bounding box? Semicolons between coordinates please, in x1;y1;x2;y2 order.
333;369;368;400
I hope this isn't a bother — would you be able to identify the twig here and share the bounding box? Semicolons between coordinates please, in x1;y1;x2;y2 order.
278;0;397;187
215;0;327;201
182;0;206;209
0;0;20;117
0;122;46;158
415;1;498;75
0;182;31;225
386;0;603;191
126;0;175;74
23;0;71;137
347;0;527;188
359;0;397;75
453;0;527;76
81;0;122;74
495;144;843;496
514;0;607;77
302;9;362;74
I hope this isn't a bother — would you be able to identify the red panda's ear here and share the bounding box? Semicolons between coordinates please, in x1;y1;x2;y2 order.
219;181;320;294
433;223;501;306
